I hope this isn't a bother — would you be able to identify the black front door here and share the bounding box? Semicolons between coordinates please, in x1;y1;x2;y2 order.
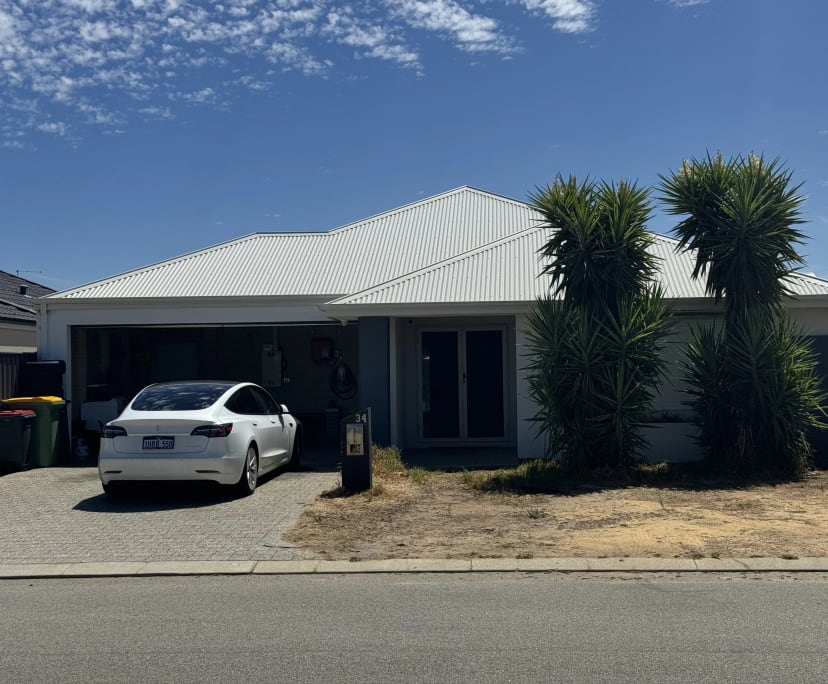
420;329;505;440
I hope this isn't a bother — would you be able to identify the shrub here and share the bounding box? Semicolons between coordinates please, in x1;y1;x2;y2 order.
527;176;671;471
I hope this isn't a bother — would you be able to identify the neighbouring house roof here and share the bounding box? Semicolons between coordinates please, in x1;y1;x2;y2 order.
0;270;55;324
47;186;828;310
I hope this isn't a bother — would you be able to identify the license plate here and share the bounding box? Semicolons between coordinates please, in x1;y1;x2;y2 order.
143;436;175;450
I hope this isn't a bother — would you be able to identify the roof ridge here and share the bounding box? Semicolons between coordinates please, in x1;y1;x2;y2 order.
325;186;533;235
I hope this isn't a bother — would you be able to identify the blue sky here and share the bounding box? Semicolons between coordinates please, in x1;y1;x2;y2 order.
2;0;827;291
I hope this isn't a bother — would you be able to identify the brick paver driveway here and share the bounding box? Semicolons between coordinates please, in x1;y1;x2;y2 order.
0;454;339;564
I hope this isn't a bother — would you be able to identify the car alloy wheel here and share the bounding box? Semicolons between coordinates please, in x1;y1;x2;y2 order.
237;445;258;495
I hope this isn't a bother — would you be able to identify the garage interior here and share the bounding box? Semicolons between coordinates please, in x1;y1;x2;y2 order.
70;323;360;455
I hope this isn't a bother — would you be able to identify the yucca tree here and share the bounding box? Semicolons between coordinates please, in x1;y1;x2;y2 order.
526;176;671;471
660;153;826;474
534;176;658;317
683;318;825;473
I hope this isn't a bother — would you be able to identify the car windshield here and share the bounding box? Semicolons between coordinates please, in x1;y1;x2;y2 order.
131;382;234;411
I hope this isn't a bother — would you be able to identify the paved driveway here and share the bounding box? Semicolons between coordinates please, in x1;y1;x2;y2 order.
0;455;340;564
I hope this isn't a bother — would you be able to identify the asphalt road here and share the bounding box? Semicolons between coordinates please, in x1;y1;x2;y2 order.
2;573;826;683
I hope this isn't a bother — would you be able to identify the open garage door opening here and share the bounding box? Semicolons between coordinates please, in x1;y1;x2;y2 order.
70;323;359;455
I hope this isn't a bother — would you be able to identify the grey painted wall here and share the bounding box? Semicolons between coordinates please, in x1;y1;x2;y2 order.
357;317;390;444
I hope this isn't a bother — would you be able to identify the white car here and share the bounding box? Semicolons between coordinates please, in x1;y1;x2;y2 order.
98;380;302;496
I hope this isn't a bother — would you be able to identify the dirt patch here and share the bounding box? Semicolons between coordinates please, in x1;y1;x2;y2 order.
284;469;828;560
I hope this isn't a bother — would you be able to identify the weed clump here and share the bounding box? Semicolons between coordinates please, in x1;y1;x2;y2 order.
371;444;405;478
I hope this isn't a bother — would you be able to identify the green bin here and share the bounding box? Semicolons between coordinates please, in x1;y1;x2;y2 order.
2;397;67;467
0;410;35;469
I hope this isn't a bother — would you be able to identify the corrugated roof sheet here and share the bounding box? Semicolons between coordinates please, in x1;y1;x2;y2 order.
325;230;828;307
51;187;540;300
325;226;549;306
49;186;828;306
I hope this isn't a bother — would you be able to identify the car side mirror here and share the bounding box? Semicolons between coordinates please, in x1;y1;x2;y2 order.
279;404;290;415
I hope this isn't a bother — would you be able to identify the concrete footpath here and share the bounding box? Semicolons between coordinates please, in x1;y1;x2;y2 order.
2;556;828;579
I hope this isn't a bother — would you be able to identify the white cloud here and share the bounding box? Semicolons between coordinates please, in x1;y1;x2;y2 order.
235;74;269;90
517;0;596;33
668;0;709;6
180;87;216;103
139;104;174;119
324;8;420;68
61;0;116;12
37;121;68;135
0;0;616;146
393;0;517;54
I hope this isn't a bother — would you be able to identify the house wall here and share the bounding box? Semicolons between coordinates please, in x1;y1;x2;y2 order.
789;307;828;336
515;314;542;460
517;306;828;462
652;315;719;414
0;321;37;349
276;323;359;416
0;322;38;398
40;298;828;459
515;312;720;461
391;317;404;445
357;317;390;445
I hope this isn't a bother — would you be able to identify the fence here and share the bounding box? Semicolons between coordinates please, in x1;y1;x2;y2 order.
0;354;24;399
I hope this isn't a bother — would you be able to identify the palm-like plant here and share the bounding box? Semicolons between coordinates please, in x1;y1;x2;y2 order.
660;153;807;320
526;176;671;471
533;176;658;315
660;153;825;474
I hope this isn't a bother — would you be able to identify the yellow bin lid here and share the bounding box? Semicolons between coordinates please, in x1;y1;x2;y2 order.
3;396;64;403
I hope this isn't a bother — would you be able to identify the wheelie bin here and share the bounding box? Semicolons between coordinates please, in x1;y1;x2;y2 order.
0;409;35;469
1;397;68;467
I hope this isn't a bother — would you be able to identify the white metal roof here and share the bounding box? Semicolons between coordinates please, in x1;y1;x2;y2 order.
50;187;539;300
49;186;828;308
323;229;828;309
324;225;550;307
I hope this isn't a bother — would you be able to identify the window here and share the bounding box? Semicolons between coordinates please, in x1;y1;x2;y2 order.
251;386;280;414
225;387;265;415
131;382;232;411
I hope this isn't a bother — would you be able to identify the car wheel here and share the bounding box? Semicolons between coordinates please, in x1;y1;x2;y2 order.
236;445;258;496
102;482;121;498
289;433;302;471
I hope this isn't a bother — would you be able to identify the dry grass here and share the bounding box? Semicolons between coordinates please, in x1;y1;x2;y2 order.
285;451;828;561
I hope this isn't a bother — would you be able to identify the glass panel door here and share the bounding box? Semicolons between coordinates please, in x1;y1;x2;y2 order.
421;331;460;439
465;330;505;438
420;328;505;441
